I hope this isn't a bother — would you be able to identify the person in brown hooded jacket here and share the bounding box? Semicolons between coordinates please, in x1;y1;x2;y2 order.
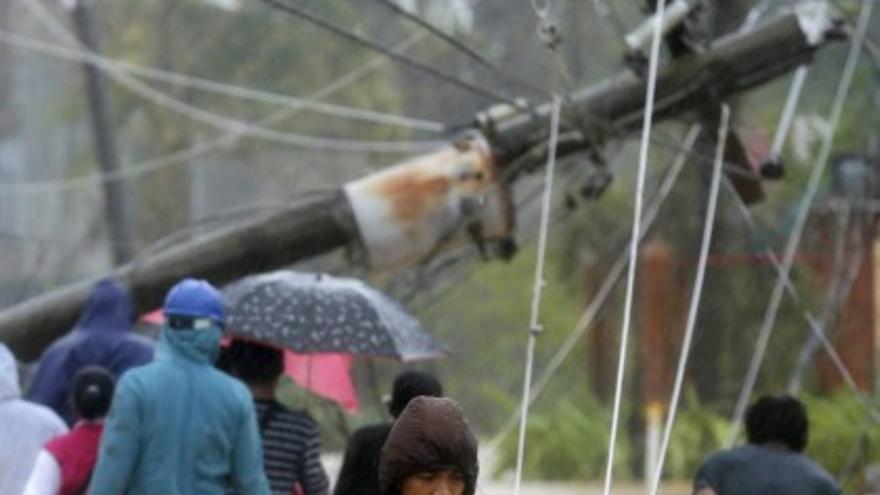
334;370;443;495
379;397;478;495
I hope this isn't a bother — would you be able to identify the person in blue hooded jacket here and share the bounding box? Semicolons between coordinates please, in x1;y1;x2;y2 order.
28;278;154;425
87;278;270;495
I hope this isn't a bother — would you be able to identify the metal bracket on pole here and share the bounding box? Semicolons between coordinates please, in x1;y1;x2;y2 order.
342;137;515;272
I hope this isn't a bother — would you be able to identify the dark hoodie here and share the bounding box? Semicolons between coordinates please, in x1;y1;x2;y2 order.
27;279;154;424
379;397;478;495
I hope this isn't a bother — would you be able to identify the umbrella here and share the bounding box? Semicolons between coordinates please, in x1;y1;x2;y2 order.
283;352;359;413
139;310;361;412
223;270;446;361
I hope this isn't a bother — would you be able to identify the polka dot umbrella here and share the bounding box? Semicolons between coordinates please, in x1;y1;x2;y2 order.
223;270;447;361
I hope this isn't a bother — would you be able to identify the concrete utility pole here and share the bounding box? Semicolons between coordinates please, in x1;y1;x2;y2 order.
0;9;839;360
71;0;133;265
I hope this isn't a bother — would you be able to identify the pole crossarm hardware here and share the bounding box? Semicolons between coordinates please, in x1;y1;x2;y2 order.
480;9;834;173
0;8;838;360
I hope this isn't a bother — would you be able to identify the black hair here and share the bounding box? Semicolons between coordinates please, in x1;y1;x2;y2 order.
168;315;197;330
72;366;115;421
745;395;809;452
168;315;224;331
389;370;443;418
217;339;283;385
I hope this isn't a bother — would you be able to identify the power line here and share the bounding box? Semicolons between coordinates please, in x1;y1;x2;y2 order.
5;0;511;194
786;211;869;393
842;21;880;79
767;66;810;167
604;2;667;492
2;7;437;195
649;89;880;425
527;0;577;92
7;34;433;192
373;0;551;99
0;29;447;133
591;0;631;47
257;0;517;105
726;0;874;446
128;190;333;269
649;131;769;183
512;96;562;495
20;0;444;155
402;150;591;313
648;106;728;495
723;178;880;424
481;124;702;461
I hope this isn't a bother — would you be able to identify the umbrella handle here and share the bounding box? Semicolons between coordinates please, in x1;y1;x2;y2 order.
365;360;386;418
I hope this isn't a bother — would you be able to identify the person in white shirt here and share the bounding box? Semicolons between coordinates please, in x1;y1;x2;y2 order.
0;343;68;495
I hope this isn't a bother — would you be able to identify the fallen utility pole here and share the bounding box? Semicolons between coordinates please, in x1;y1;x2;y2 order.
0;9;837;360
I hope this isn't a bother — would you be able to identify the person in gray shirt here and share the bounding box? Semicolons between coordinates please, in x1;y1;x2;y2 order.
694;395;841;495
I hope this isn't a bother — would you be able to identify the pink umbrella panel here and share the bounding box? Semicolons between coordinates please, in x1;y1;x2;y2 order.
138;310;359;413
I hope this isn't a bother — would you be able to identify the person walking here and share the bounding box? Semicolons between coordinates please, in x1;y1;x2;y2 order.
378;396;478;495
24;366;116;495
333;370;443;495
87;278;270;495
0;343;68;495
693;395;842;495
219;338;329;495
28;278;153;425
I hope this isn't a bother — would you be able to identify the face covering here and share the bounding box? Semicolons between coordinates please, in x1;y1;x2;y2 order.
161;324;223;363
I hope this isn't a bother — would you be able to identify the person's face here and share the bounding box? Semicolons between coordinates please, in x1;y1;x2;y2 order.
400;469;465;495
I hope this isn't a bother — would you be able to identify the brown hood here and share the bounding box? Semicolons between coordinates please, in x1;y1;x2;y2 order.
379;397;478;495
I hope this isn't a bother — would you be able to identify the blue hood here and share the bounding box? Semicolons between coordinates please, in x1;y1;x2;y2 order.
27;278;152;425
157;324;222;365
75;278;134;333
88;326;269;494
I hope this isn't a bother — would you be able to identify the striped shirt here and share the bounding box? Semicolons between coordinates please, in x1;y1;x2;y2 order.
254;399;329;495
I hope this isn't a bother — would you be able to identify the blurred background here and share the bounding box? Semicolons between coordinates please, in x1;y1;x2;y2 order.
2;0;880;490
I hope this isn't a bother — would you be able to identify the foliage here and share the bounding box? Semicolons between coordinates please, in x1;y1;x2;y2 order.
8;0;880;483
494;396;631;481
411;241;589;434
492;390;732;481
663;392;730;479
803;392;880;484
